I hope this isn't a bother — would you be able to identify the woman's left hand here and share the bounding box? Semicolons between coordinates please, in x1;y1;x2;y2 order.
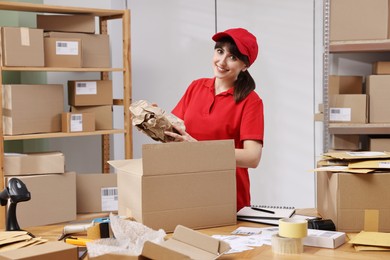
164;125;197;142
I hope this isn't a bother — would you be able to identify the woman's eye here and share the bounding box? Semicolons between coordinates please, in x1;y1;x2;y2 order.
229;55;237;61
216;48;224;54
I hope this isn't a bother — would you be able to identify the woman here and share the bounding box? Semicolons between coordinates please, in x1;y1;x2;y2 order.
165;28;264;211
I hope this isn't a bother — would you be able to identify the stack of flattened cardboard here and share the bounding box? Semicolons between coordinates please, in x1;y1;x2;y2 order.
0;231;46;253
315;151;390;232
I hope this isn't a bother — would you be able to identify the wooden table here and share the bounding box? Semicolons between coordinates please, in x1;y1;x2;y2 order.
24;211;389;259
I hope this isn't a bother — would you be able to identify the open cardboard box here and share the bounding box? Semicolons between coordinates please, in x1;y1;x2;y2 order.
109;140;237;232
89;225;230;260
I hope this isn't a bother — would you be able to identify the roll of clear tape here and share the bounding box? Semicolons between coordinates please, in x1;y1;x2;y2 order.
278;218;308;239
271;234;303;254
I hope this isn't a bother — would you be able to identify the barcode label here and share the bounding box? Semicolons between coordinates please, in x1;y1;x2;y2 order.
75;81;97;95
55;41;79;55
70;114;83;132
101;187;118;211
329;107;351;121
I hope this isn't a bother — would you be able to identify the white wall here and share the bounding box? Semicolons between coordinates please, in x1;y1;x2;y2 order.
42;0;320;208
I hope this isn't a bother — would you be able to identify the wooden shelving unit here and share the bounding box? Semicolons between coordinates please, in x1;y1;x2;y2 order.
0;1;132;229
330;39;390;53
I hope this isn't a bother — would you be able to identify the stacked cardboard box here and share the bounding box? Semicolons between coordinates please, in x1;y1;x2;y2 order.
68;80;113;130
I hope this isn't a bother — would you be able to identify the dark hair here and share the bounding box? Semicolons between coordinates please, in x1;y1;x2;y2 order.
215;37;256;103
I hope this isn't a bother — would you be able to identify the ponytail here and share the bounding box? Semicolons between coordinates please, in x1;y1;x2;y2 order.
234;70;255;103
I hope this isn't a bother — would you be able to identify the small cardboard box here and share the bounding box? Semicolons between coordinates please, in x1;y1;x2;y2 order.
109;140;237;232
4;151;65;176
329;75;363;95
330;0;389;41
4;172;76;228
366;75;390;123
0;241;78;260
45;32;110;68
332;135;360;150
76;173;118;213
68;80;113;106
329;94;367;123
304;229;346;249
61;112;95;133
373;61;390;74
44;37;82;67
369;137;390;152
2;84;64;135
88;225;230;260
71;105;113;130
1;27;44;67
37;14;95;33
316;171;390;232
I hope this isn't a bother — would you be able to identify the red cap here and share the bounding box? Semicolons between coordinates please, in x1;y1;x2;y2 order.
212;28;258;66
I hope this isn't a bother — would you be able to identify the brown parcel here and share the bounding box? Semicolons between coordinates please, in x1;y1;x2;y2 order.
1;27;44;67
45;32;110;68
2;84;64;135
4;172;76;228
71;105;113;130
76;173;117;213
316;171;390;232
44;37;82;67
37;14;95;33
89;225;230;260
68;80;113;106
108;140;237;232
4;151;65;176
373;61;390;74
329;94;367;123
0;241;78;260
328;75;363;95
61;112;95;133
369;137;390;152
330;0;389;41
366;75;390;123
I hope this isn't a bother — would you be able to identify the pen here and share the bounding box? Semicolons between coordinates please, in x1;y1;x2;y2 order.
251;207;275;214
64;237;93;246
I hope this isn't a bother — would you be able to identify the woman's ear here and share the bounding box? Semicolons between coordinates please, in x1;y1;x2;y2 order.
242;66;247;72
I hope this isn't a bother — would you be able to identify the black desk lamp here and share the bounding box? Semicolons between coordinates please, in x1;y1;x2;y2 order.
0;178;31;231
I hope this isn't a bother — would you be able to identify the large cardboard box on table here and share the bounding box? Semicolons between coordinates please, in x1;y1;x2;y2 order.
4;172;76;228
109;140;237;233
71;105;113;130
2;84;64;135
45;32;110;68
329;94;367;123
68;80;113;106
1;27;44;67
76;173;118;213
316;171;390;232
4;151;65;176
330;0;389;41
366;75;390;123
37;14;95;33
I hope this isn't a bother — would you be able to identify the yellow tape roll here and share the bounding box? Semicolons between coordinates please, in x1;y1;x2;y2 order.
279;218;308;239
271;234;303;255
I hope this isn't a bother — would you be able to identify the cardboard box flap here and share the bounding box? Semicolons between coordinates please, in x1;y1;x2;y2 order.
108;159;142;175
142;140;235;175
142;225;230;259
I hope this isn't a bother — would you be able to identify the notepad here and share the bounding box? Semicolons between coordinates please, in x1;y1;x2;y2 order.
237;206;296;220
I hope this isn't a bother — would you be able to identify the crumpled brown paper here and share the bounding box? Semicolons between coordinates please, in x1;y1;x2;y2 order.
130;100;185;142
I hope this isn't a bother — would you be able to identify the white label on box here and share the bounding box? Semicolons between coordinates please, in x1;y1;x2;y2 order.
101;187;118;211
329;108;351;121
20;27;30;46
379;162;390;168
76;82;97;95
55;41;79;55
70;114;83;132
346;151;386;157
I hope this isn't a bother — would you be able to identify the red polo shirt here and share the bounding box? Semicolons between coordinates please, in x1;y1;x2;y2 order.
172;77;264;211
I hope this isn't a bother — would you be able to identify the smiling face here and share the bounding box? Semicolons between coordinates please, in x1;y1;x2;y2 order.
212;41;248;84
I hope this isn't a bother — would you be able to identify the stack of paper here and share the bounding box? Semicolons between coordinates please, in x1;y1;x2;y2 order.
314;151;390;174
349;231;390;251
0;231;47;252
